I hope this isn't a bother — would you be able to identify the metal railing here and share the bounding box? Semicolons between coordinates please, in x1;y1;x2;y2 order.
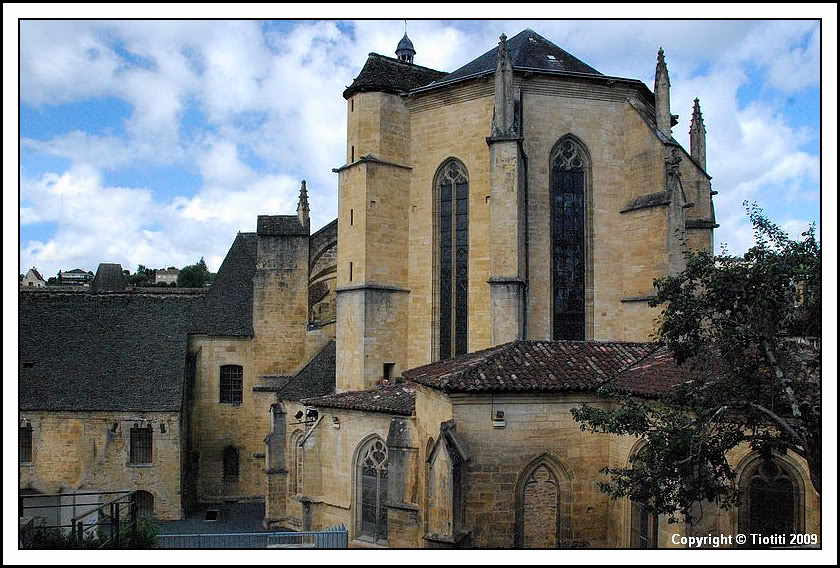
159;524;348;549
19;490;141;549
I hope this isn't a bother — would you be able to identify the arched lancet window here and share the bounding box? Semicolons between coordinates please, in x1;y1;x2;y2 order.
356;436;388;544
223;446;239;483
436;159;469;360
551;137;589;340
739;457;803;544
515;455;572;548
291;430;304;496
628;444;658;548
134;490;154;519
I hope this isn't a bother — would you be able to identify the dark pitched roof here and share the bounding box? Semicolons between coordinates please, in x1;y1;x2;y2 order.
193;232;257;337
19;291;201;412
256;215;309;236
610;347;696;397
256;341;336;401
91;263;127;292
343;53;447;99
434;29;601;88
403;340;657;394
303;382;415;416
29;268;44;281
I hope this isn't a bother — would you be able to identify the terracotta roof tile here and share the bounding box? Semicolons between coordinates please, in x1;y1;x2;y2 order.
404;340;657;394
303;382;415;416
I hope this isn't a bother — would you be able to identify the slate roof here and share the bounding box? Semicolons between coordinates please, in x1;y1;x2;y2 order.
343;53;447;99
193;232;258;337
256;341;336;401
28;268;44;282
256;215;309;236
404;340;657;394
19;291;202;412
432;29;601;89
303;382;415;416
91;263;127;292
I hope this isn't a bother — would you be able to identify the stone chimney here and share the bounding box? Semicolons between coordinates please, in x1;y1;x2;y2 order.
690;98;707;170
297;180;310;229
655;47;672;138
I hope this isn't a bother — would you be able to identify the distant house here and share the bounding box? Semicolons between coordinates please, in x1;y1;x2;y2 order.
58;268;93;286
155;267;179;285
20;268;46;288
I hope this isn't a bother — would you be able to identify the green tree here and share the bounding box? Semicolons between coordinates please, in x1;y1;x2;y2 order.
571;204;820;523
127;264;156;287
177;257;210;288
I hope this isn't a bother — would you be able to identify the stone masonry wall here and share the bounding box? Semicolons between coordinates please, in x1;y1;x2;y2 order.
19;410;183;520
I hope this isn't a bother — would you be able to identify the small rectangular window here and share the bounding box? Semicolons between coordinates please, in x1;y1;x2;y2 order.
220;365;243;405
130;426;153;465
351;146;354;163
383;363;395;382
350;209;354;226
20;425;33;463
351;99;354;112
349;262;353;282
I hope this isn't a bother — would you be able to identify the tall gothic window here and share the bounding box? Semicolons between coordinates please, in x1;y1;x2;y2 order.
630;499;658;548
436;159;469;360
356;436;388;544
20;424;33;463
130;425;153;465
551;137;588;340
740;458;801;544
291;431;304;496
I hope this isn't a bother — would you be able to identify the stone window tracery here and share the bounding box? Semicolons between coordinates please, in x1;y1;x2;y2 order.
551;137;588;340
740;458;802;543
356;436;388;544
436;159;469;360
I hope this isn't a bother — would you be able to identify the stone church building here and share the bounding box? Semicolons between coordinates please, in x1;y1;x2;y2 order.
19;29;819;548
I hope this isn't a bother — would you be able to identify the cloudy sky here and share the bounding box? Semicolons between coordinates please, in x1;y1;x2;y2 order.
11;16;829;278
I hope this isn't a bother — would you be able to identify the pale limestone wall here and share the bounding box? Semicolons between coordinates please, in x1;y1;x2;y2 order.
448;393;614;548
253;234;310;377
19;410;183;520
288;408;393;543
405;85;494;367
347;92;410;165
336;290;364;393
522;83;669;344
189;335;274;501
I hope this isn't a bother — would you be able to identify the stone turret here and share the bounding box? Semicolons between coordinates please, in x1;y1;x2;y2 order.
654;47;672;138
491;34;517;139
690;98;707;170
297;180;310;229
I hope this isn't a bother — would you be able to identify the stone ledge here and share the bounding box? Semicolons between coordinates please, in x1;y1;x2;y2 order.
620;295;657;303
336;283;411;294
620;191;670;213
332;154;412;174
686;218;719;229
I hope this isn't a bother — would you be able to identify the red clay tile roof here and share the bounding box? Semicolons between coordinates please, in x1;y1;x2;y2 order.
403;340;658;394
303;382;415;416
609;347;698;396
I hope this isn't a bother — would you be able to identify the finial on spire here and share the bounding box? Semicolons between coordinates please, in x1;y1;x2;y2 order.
297;179;310;228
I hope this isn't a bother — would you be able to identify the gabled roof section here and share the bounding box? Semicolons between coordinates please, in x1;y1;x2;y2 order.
303;382;415;416
28;268;45;281
404;340;656;394
193;232;257;337
91;263;127;292
433;29;601;88
258;341;336;401
610;347;697;397
19;291;201;412
343;53;447;99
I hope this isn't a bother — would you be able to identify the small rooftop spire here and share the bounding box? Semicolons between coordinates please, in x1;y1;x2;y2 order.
396;30;416;64
690;98;707;170
297;180;310;228
654;47;672;138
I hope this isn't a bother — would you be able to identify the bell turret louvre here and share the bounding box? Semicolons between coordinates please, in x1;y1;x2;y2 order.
395;32;416;64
